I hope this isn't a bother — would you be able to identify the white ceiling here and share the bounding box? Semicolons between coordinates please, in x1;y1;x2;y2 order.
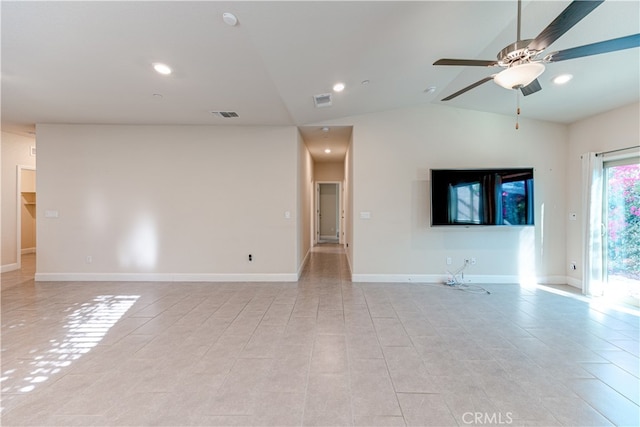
2;1;639;159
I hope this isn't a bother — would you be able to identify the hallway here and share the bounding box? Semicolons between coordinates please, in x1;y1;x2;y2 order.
1;246;639;426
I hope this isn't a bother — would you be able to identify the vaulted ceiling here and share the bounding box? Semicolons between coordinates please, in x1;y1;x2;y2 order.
2;1;639;157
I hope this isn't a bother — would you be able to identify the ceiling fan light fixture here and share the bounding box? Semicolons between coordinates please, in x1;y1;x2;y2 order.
494;62;545;90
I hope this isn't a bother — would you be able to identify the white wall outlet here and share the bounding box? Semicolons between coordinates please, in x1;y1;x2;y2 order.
446;257;452;265
570;261;577;270
86;256;92;264
471;257;477;265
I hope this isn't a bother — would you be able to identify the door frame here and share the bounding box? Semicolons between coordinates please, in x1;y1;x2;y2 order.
315;181;342;245
16;165;36;270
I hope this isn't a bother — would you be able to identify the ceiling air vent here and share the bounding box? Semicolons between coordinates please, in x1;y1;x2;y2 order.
313;93;332;108
210;111;239;118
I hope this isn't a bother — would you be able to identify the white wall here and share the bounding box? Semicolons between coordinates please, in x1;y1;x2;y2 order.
1;131;36;271
565;102;640;288
35;124;299;281
297;129;314;274
344;133;354;271
28;103;638;285
314;162;344;181
325;105;569;284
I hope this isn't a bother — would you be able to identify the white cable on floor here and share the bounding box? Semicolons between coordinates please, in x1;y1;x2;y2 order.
444;259;490;295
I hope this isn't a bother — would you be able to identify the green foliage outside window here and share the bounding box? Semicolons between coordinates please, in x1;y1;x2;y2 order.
606;164;640;280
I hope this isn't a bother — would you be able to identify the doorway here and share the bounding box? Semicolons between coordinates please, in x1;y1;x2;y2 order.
17;166;37;269
316;182;341;244
602;156;639;307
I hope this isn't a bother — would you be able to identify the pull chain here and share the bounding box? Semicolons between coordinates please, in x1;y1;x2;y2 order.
515;91;521;130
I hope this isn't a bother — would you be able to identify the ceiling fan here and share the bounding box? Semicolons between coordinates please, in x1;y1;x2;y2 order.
434;0;640;102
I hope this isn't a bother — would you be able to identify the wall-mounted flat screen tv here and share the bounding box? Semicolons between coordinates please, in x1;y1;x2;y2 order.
431;168;534;226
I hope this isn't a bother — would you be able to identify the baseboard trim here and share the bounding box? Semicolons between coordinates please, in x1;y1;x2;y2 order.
536;275;571;285
351;274;575;285
297;250;310;279
565;277;582;289
351;274;446;283
1;263;19;273
32;270;578;287
35;272;298;282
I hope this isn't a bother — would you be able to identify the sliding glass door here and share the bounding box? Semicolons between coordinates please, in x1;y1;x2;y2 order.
602;156;640;306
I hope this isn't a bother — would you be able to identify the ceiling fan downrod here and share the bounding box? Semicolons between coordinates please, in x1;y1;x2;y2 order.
517;0;522;42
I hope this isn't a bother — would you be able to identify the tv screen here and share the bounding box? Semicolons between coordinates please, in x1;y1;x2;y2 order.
431;168;534;226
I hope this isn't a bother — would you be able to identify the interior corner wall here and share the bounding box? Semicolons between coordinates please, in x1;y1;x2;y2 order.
344;133;354;273
297;129;314;275
565;102;640;288
1;131;36;271
328;105;570;284
35;124;299;282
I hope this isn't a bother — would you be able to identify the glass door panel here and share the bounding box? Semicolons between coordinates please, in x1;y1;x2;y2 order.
603;157;640;307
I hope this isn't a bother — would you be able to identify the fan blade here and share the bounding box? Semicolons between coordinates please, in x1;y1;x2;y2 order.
528;0;604;52
545;34;640;62
520;79;542;96
441;76;495;101
433;59;498;67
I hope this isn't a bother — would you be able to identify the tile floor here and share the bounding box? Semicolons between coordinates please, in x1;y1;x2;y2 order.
1;246;639;426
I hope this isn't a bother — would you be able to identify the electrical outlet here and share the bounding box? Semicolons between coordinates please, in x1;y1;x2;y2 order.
86;256;92;264
570;261;577;270
248;254;253;262
446;257;452;265
471;257;476;265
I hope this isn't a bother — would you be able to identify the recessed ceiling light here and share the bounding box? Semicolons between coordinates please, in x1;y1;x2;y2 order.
333;82;345;92
552;74;573;85
153;63;172;75
324;149;331;154
222;12;238;26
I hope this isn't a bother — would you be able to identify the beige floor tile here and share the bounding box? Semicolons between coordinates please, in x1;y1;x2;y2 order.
353;415;406;426
2;249;639;427
310;334;348;374
396;393;458;426
350;359;402;416
303;373;352;426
